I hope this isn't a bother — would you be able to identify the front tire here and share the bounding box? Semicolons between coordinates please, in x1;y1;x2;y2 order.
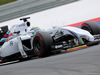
33;32;53;57
81;21;100;35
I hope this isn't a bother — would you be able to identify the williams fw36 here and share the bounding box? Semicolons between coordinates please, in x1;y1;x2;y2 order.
0;17;100;63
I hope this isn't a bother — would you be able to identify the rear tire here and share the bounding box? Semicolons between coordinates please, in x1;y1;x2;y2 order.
81;21;100;35
33;32;53;57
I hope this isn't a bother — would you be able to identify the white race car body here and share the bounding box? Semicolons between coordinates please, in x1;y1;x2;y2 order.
62;26;94;41
0;26;95;58
0;18;98;62
0;34;31;57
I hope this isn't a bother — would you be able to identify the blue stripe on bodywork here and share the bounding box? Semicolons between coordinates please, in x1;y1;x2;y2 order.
62;28;83;44
67;29;83;44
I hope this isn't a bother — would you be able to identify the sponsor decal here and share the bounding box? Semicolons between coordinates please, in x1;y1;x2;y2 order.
10;41;13;46
18;24;25;27
55;45;63;49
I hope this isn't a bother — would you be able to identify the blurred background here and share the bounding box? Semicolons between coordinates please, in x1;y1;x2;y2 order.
0;0;78;22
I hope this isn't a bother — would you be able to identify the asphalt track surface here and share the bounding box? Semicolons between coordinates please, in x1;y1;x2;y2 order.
0;44;100;75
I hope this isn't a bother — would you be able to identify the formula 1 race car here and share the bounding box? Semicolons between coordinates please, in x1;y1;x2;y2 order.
0;17;100;63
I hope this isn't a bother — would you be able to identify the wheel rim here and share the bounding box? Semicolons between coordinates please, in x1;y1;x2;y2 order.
81;24;92;34
34;38;42;55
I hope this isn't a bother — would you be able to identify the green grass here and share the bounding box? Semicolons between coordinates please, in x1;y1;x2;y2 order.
0;0;18;6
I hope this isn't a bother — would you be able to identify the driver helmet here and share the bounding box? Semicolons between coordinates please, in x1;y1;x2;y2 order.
30;26;42;35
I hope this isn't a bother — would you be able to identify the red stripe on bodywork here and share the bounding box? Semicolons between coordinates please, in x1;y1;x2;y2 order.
3;34;9;38
64;17;100;27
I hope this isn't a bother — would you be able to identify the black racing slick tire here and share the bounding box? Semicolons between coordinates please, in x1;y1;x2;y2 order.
81;21;100;35
33;32;53;57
